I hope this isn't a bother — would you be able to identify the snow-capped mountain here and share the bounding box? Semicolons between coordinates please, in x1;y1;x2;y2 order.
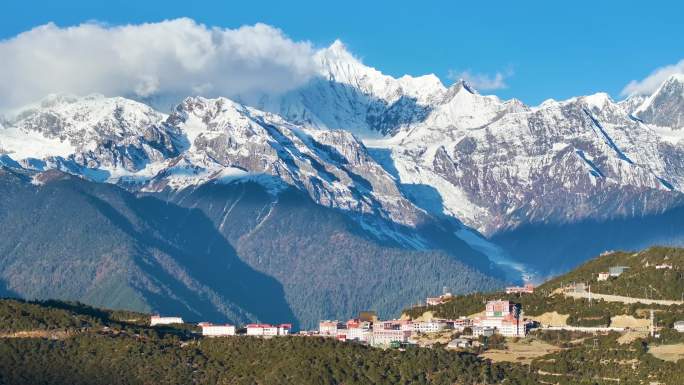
142;96;428;230
2;40;684;273
633;73;684;133
0;94;179;177
249;42;684;235
256;40;445;137
374;87;684;234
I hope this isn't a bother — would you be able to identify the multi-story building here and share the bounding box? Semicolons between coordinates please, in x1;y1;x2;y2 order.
246;323;291;336
449;317;473;331
485;300;514;318
200;323;236;336
344;326;371;343
150;315;184;326
319;320;343;336
370;329;412;347
412;320;449;333
472;326;495;337
475;300;527;337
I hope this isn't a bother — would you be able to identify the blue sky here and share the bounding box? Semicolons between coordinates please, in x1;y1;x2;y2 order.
2;0;683;105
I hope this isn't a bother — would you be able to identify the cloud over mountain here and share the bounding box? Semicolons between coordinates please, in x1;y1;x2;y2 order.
0;18;318;112
447;69;512;91
622;58;684;96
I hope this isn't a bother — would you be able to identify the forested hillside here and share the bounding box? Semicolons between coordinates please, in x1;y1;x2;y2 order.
1;298;684;384
0;299;537;385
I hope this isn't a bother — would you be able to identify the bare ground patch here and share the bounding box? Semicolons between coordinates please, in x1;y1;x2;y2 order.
481;339;561;364
649;343;684;362
530;312;569;327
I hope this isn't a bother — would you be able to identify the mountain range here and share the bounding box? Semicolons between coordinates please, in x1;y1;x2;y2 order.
2;41;684;328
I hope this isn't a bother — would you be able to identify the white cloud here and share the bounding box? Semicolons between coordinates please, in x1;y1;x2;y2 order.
447;69;512;91
0;18;318;112
621;59;684;96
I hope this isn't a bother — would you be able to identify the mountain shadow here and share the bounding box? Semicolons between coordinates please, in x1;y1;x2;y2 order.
159;180;503;329
491;204;684;277
0;167;296;328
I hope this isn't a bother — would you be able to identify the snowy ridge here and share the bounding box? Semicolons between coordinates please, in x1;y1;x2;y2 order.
375;83;684;234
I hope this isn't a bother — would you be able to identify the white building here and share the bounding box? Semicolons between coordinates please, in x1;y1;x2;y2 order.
246;323;291;336
412;320;449;333
496;320;528;337
447;338;472;349
371;329;412;347
674;321;684;332
597;272;610;281
426;293;453;306
319;320;342;336
343;327;371;343
448;317;473;331
150;315;184;326
656;264;673;270
472;326;495;337
200;323;236;336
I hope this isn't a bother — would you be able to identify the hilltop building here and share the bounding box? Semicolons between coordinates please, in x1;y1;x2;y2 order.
609;266;629;277
319;320;343;336
505;283;535;294
426;292;453;306
370;329;412;347
343;325;371;342
473;300;527;337
199;323;236;336
245;323;291;336
411;320;449;334
150;315;184;326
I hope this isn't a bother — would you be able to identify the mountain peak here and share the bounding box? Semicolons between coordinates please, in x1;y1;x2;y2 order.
454;79;478;94
665;72;684;84
579;92;613;110
634;72;684;129
326;39;352;58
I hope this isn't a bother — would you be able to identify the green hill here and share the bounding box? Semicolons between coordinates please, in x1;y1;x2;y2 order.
405;247;684;328
2;278;684;384
0;298;537;385
541;246;684;301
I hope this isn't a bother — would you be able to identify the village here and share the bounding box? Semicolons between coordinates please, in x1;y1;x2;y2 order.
149;258;684;357
310;296;529;349
150;284;535;350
